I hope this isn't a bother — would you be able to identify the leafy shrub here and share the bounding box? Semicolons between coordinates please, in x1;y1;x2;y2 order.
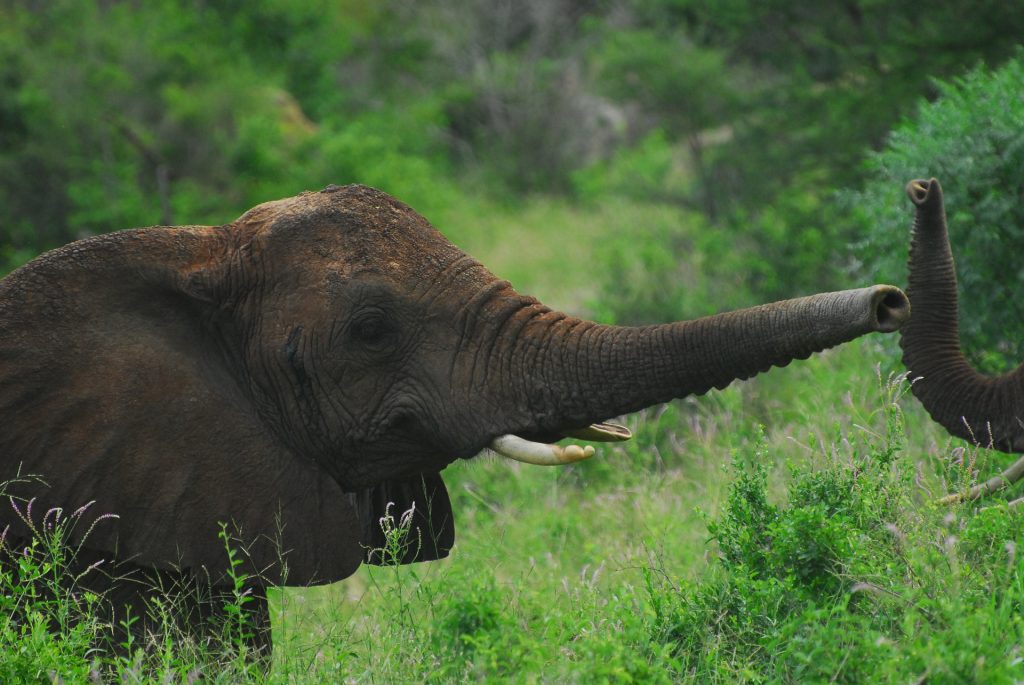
642;416;919;680
706;437;904;601
848;54;1024;371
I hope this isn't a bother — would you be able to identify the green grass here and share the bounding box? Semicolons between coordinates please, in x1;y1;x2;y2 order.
7;198;1024;682
8;338;1024;682
265;340;1024;684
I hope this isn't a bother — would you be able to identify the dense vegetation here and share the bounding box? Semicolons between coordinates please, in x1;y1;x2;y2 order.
2;1;1023;681
848;57;1024;370
4;1;1023;318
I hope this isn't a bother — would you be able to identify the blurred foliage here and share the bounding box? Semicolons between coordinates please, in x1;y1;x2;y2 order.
0;0;453;264
1;0;1022;329
848;55;1024;372
580;0;1024;307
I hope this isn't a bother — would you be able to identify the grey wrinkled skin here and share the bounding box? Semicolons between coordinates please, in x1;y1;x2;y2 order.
0;184;909;656
901;178;1024;454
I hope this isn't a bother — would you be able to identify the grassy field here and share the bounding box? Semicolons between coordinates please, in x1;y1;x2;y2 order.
6;198;1024;683
262;343;949;682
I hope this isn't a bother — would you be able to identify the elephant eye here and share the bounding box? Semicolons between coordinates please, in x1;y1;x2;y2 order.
349;310;395;349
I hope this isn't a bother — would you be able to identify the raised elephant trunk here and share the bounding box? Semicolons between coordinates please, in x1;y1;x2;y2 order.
489;284;910;460
900;178;1024;456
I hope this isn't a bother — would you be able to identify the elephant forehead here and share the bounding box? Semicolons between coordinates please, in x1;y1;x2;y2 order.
227;184;503;304
243;186;460;266
235;184;395;221
273;230;468;288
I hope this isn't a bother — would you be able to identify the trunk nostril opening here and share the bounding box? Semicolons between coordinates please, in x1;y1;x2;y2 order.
875;289;911;333
906;179;931;205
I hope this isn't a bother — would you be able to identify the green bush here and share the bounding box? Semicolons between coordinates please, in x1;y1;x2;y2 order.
706;437;904;602
848;54;1024;372
646;419;918;680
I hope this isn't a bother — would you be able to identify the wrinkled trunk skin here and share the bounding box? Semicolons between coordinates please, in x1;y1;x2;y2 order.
900;178;1024;453
494;284;910;439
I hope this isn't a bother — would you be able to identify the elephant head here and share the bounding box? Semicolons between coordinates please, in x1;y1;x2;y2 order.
0;184;909;645
900;178;1024;502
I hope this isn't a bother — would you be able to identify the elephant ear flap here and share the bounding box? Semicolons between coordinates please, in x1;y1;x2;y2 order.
357;473;454;566
170;232;245;305
151;221;263;306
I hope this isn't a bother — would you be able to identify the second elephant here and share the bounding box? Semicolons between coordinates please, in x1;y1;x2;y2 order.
901;178;1024;501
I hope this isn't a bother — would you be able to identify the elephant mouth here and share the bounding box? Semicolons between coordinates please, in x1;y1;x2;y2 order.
487;421;632;466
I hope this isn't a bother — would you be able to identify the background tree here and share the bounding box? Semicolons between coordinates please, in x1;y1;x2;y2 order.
848;55;1024;372
2;0;1022;317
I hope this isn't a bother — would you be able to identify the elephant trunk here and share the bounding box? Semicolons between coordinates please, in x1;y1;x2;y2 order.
900;178;1024;453
491;284;910;447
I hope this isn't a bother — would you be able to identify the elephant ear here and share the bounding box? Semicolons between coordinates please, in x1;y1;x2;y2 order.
355;472;455;566
0;225;372;587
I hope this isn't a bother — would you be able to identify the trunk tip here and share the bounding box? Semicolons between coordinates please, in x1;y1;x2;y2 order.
905;177;942;208
872;285;911;333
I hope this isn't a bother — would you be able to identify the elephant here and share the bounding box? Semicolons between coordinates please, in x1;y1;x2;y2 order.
901;178;1024;504
0;183;911;659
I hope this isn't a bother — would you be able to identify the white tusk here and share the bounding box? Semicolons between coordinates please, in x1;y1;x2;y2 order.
489;434;596;466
